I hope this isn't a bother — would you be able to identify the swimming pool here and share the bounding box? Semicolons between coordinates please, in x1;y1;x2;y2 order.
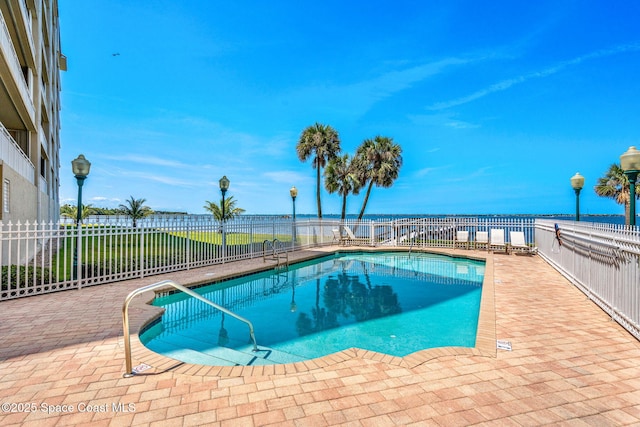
140;251;485;366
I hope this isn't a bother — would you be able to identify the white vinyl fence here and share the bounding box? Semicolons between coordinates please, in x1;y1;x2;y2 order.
0;216;342;300
536;219;640;341
4;215;638;343
1;215;536;301
337;217;535;248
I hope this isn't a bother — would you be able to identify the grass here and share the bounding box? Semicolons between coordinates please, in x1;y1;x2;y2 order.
169;231;293;245
48;226;294;280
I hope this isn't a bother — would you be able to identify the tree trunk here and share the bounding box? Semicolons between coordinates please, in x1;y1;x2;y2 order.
341;193;347;220
357;181;374;221
625;201;630;225
316;158;322;218
353;181;373;233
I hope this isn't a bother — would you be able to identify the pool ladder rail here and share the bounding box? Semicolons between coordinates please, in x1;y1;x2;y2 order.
262;238;289;269
121;279;259;378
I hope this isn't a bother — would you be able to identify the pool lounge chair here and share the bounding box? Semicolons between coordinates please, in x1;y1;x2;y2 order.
455;230;470;249
509;231;538;255
332;228;347;246
343;226;369;246
489;229;508;253
475;231;489;250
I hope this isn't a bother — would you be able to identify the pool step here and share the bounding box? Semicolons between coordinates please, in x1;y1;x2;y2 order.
150;334;255;365
149;337;236;366
149;334;306;366
231;345;307;365
174;329;309;365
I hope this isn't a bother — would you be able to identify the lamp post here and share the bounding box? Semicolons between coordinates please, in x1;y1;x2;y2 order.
219;176;230;220
71;154;91;280
570;172;585;221
219;176;230;258
620;146;640;226
290;186;297;220
290;186;298;246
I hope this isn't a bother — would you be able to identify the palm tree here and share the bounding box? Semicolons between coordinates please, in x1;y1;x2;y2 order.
118;196;153;228
296;123;341;218
324;153;361;220
203;196;245;221
595;163;640;224
354;136;403;221
60;203;95;225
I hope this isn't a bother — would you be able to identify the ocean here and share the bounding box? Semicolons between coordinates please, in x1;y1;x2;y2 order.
292;214;627;226
72;213;628;227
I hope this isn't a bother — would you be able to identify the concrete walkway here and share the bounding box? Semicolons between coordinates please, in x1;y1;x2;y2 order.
1;248;639;426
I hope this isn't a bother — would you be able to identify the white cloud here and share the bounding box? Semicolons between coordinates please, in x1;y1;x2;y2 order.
285;55;488;119
102;154;189;168
445;120;480;129
111;170;197;187
429;42;640;111
263;170;312;184
409;112;480;130
413;165;451;178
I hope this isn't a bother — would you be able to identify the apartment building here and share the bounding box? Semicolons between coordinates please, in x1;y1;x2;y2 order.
0;0;64;223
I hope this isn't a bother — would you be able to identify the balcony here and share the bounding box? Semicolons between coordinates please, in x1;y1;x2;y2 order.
39;174;47;196
40;78;49;117
0;123;35;184
15;0;35;63
41;37;50;78
0;11;36;130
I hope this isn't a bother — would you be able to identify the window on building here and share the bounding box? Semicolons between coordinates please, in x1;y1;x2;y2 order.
21;66;30;87
3;179;10;213
7;129;29;157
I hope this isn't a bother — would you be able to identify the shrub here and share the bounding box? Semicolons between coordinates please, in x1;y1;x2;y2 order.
1;265;55;291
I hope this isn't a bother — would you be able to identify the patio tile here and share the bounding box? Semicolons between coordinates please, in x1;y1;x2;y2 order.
0;248;639;425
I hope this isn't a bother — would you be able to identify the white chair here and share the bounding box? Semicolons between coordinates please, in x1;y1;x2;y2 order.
489;229;508;253
343;226;368;246
509;231;537;255
475;231;489;250
455;230;470;249
332;228;345;246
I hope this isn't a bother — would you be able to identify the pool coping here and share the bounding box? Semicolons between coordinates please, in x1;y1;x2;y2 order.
125;247;496;377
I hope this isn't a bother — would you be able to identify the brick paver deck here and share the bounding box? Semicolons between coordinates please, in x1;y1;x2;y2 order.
1;248;639;426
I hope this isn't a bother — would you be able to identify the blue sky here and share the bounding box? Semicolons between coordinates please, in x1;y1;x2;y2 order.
58;1;640;216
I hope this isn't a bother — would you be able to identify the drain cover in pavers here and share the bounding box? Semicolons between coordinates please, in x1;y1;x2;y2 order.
496;340;512;351
132;363;152;373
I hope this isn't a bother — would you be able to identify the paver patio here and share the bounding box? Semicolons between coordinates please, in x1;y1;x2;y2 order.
1;248;639;426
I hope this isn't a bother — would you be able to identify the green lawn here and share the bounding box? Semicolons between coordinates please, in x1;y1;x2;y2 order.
1;226;298;287
49;227;294;280
169;230;293;245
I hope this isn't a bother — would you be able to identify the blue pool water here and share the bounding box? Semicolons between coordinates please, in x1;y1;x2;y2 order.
140;252;485;366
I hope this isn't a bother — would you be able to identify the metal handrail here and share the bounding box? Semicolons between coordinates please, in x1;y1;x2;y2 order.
262;239;273;262
272;239;289;267
275;250;289;268
263;238;287;264
122;279;258;378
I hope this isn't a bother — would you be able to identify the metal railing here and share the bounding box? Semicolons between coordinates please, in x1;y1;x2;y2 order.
0;217;339;300
262;238;289;267
338;217;536;249
122;279;258;377
536;219;640;341
0;216;538;301
3;215;638;346
0;123;35;184
0;12;35;124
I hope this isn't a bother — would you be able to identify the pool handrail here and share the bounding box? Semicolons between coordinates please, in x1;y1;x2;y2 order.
262;239;289;267
122;279;258;378
262;239;273;262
